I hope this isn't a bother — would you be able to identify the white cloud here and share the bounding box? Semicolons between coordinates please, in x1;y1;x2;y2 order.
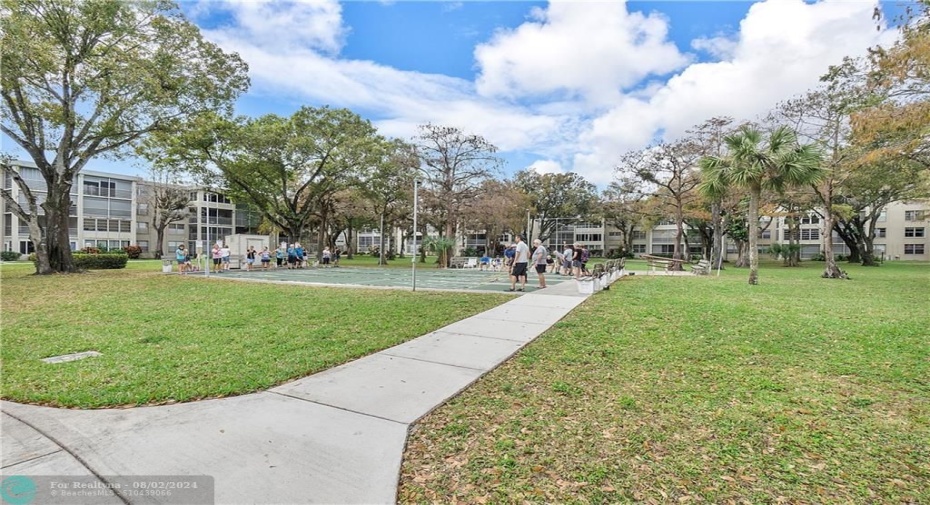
474;0;690;106
570;0;896;186
691;35;738;60
186;0;896;190
191;0;347;55
528;159;564;175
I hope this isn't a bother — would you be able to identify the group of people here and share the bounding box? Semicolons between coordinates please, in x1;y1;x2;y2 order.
175;243;341;274
499;237;591;291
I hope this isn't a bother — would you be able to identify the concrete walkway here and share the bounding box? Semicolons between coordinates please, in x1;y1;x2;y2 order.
1;279;590;504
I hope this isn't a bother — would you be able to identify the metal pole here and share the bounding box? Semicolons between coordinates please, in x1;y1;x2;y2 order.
205;190;210;277
412;180;418;292
380;213;384;266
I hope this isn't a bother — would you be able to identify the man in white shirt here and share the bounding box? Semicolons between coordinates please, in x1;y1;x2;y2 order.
532;239;548;289
509;235;530;292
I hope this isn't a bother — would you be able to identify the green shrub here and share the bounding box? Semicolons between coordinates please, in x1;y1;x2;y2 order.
29;253;128;269
1;251;21;261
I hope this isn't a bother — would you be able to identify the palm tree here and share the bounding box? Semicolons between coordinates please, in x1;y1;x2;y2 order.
699;125;824;285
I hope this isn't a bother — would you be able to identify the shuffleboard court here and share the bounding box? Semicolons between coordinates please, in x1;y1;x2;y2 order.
198;266;572;293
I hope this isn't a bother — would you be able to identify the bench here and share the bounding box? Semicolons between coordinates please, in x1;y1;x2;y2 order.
449;257;468;269
640;254;685;273
691;259;711;275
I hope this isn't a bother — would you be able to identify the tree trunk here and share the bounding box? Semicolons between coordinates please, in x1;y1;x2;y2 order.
786;218;799;267
154;225;167;260
42;183;76;273
821;200;846;278
671;216;684;271
734;241;749;267
711;202;722;266
747;188;760;285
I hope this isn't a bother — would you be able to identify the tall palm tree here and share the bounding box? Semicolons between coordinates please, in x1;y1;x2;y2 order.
699;125;824;285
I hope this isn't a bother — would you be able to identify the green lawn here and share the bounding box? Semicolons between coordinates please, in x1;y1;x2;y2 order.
399;261;930;504
0;260;510;408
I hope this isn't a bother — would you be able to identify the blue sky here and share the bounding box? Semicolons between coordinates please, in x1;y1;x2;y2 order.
3;0;903;186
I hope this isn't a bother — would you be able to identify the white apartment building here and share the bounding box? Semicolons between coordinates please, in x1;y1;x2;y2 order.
1;160;262;258
3;161;927;261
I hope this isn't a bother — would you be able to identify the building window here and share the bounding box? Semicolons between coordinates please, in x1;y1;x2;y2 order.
800;215;820;225
904;244;925;255
576;233;602;242
904;227;925;238
905;210;923;221
138;203;149;216
137;221;148;232
875;228;886;238
801;229;820;241
878;210;887;222
608;231;622;237
168;223;185;232
632;230;647;240
632;244;646;253
138;240;149;252
759;230;771;239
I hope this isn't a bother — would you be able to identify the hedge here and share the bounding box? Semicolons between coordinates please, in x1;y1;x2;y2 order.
29;253;128;270
1;251;21;262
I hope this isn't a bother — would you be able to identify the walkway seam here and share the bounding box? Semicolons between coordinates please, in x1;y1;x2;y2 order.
377;352;488;372
266;391;409;426
1;411;131;505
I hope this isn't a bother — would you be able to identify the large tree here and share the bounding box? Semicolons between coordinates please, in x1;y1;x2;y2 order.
0;0;249;274
145;107;382;258
414;124;500;262
772;85;864;276
513;170;598;243
700;126;824;285
600;179;648;257
854;2;930;169
461;179;529;255
616;141;703;268
359;139;418;264
145;167;189;259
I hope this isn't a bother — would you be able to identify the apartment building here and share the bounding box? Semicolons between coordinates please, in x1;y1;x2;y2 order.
3;161;927;261
1;160;261;258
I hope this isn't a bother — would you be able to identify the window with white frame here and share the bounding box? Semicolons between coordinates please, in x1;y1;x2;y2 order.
168;223;185;233
904;227;925;238
800;215;820;225
576;233;602;242
875;228;886;238
137;221;148;232
801;229;819;241
632;230;647;240
905;210;923;221
632;244;646;253
138;240;149;252
904;244;925;255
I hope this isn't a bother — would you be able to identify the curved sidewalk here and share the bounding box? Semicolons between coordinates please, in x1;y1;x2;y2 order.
1;280;590;504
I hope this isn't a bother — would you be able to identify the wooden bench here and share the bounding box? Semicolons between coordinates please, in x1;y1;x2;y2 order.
691;259;711;275
640;254;685;273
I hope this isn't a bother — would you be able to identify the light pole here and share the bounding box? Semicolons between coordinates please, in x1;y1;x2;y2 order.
411;180;419;292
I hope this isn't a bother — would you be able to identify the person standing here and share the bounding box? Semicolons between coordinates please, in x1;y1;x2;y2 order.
562;244;574;276
245;246;256;271
509;235;530;292
322;246;331;267
211;243;223;272
275;244;285;269
572;242;583;278
221;242;231;271
532;239;548;289
175;244;188;274
260;246;271;270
